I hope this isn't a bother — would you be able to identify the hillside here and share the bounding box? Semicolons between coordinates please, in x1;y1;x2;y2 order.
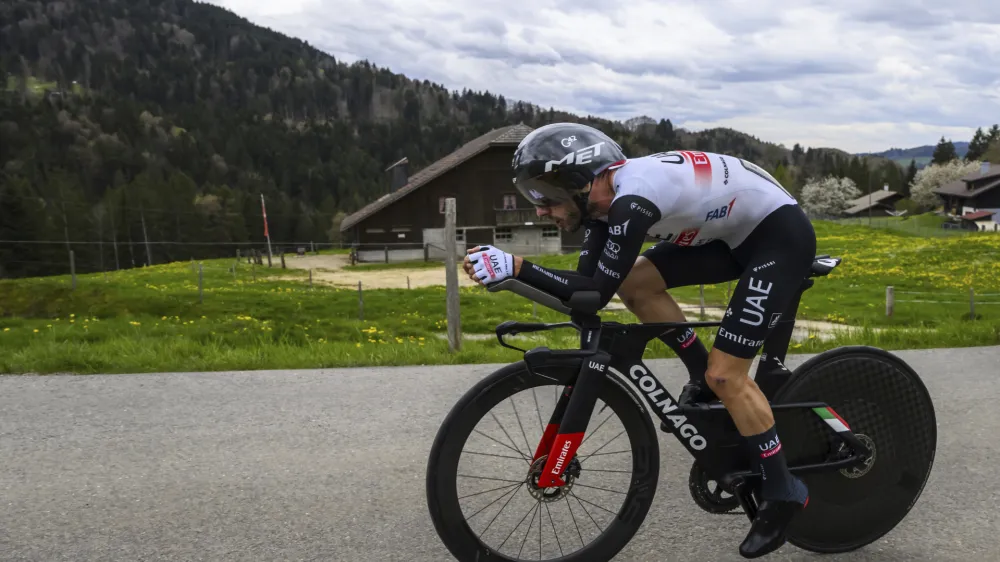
860;142;970;168
0;0;910;279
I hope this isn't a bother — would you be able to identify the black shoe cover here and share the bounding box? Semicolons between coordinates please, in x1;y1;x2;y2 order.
679;380;717;405
738;497;807;559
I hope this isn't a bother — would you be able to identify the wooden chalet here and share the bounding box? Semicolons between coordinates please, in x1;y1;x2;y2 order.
339;124;585;262
933;162;1000;217
841;189;904;218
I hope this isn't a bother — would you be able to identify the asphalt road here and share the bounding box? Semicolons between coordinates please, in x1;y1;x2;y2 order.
2;346;998;562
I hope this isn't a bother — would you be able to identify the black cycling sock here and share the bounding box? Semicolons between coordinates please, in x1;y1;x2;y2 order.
658;327;708;382
745;425;809;504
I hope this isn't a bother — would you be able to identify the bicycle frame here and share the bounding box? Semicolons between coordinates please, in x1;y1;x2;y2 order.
485;255;870;518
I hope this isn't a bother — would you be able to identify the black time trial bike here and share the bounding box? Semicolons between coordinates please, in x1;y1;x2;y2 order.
425;254;937;561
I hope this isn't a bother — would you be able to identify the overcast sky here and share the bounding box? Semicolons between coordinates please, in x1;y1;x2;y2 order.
208;0;999;154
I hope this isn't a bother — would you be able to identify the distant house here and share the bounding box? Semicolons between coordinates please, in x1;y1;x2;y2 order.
933;162;1000;223
958;210;998;232
841;190;904;217
339;124;585;262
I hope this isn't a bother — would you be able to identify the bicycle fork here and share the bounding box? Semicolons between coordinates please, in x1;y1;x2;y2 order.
533;351;610;488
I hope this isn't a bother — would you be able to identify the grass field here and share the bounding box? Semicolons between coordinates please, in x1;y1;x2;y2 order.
1;220;998;374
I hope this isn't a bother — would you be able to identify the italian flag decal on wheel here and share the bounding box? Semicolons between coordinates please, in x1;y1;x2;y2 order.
813;406;851;433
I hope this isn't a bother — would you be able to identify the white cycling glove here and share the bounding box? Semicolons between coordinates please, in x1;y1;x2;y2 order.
469;245;515;284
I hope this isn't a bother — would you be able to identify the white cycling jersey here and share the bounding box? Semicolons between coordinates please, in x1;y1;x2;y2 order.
608;150;798;248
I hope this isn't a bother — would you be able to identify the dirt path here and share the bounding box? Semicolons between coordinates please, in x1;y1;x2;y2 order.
283;255;855;340
283;254;479;289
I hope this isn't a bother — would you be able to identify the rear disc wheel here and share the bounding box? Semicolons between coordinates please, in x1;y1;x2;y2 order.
773;346;937;554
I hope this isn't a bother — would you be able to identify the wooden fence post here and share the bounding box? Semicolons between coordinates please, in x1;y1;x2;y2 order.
309;269;313;289
198;263;204;304
384;246;389;263
886;286;894;317
70;250;76;290
445;197;461;351
280;251;286;269
699;284;705;318
969;286;975;319
358;280;364;321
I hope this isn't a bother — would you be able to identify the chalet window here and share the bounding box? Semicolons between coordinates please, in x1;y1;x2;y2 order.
456;228;465;242
542;226;559;239
495;227;512;242
391;226;411;232
502;194;517;210
366;228;385;233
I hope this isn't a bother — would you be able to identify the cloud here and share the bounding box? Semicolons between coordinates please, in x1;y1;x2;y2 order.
209;0;1000;153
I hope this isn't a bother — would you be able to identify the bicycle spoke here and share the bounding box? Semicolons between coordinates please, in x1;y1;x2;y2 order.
458;482;522;501
573;482;627;496
579;406;615;447
467;484;520;522
457;474;525;485
538;496;542;560
570;492;605;533
546;501;565;557
577;429;626;462
491;411;529;460
509;397;533;457
578;449;630;459
564;493;585;548
580;467;632;474
463;450;526;461
514;501;541;558
478;483;523;539
531;387;544;432
498;498;539;552
472;428;530;463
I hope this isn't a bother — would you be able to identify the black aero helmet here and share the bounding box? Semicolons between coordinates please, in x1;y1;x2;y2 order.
512;122;626;210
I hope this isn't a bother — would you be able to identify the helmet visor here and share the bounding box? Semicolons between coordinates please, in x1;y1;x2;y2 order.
514;173;579;208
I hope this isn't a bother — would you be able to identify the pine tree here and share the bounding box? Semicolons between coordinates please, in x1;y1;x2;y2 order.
931;136;958;165
966;127;990;161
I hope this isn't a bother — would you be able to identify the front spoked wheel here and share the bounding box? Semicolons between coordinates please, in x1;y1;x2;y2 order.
426;359;659;562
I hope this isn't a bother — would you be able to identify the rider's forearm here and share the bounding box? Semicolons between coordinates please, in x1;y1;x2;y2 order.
575;219;610;276
514;195;660;310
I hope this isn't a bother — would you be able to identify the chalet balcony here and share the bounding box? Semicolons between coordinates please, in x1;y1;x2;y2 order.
495;208;553;226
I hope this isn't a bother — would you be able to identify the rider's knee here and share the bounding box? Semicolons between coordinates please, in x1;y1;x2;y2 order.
704;362;748;398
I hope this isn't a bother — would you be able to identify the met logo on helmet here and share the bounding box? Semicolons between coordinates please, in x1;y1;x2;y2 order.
545;141;607;173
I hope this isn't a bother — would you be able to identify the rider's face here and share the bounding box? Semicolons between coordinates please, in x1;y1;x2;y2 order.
535;202;581;231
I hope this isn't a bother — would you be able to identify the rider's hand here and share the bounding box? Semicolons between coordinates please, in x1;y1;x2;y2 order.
467;245;515;285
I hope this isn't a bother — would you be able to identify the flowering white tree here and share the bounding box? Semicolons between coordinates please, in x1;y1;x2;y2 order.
910;159;984;209
801;176;861;215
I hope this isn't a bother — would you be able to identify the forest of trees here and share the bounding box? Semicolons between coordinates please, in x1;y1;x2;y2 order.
0;0;985;278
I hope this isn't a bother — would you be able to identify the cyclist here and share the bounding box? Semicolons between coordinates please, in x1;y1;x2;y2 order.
462;122;816;559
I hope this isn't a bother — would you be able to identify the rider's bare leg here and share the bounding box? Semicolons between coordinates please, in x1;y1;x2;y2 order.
617;257;710;385
706;346;808;558
704;349;772;434
616;256;684;321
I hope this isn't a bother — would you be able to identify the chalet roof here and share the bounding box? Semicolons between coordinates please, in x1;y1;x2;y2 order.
340;123;534;232
842;190;900;215
961;210;996;221
934;176;1000;198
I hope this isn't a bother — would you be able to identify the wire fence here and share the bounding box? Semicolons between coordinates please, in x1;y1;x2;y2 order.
886;286;1000;319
